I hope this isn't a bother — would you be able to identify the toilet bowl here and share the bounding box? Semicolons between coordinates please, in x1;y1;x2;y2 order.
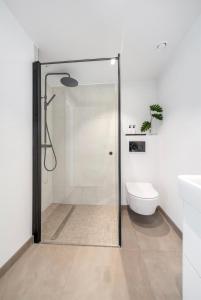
126;182;159;215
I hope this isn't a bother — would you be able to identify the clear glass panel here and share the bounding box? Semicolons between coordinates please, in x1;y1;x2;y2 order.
41;59;119;246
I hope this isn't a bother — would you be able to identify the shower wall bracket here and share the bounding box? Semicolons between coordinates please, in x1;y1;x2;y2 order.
41;144;52;148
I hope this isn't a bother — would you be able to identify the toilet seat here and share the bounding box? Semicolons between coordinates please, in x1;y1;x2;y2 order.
128;193;158;201
126;182;159;199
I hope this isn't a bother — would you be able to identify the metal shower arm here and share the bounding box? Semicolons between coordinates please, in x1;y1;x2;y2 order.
44;72;70;100
45;72;70;80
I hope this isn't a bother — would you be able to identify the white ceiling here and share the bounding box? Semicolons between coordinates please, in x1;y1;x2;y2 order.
4;0;201;81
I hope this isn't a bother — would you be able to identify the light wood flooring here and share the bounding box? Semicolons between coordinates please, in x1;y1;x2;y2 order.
0;207;182;300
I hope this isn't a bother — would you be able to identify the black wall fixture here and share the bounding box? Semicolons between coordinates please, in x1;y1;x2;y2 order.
129;141;145;152
32;55;122;246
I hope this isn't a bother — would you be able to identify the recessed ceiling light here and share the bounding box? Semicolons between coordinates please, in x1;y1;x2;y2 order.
110;58;116;65
156;42;167;50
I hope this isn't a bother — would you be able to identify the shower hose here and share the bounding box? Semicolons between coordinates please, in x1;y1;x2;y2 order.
43;106;57;172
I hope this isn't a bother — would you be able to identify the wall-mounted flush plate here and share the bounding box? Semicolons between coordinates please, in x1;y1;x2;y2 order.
129;141;145;152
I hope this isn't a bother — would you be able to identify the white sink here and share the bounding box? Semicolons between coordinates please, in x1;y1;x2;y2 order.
178;175;201;214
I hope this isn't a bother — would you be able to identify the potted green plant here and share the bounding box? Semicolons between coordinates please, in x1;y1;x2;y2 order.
141;104;163;134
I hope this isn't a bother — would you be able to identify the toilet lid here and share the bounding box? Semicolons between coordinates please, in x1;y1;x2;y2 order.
126;182;159;199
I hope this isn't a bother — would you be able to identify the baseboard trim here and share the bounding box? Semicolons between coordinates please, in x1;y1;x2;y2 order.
0;236;33;278
158;207;182;239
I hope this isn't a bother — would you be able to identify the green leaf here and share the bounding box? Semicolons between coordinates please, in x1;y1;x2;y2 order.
141;121;151;132
152;113;163;120
150;104;163;113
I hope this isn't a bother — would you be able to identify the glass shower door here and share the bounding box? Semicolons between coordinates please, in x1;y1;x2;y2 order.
41;59;119;246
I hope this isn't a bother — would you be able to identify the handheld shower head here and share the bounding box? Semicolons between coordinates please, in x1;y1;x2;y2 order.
60;76;78;87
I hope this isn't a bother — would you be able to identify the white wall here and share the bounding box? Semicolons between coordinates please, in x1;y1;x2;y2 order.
52;88;67;203
43;81;159;207
72;85;117;189
121;81;159;204
157;15;201;230
0;0;34;267
42;84;118;206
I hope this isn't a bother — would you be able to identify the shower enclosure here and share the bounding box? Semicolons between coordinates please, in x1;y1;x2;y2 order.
33;56;121;247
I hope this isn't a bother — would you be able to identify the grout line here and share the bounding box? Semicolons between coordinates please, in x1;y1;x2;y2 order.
51;205;75;240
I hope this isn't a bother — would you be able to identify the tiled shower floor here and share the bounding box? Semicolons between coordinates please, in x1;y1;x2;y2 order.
41;204;119;247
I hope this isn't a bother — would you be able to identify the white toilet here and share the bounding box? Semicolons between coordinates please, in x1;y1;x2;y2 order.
126;182;159;215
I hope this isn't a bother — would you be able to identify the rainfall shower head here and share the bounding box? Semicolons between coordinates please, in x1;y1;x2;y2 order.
60;76;78;87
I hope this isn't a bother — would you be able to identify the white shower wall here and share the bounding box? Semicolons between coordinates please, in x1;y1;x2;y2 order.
41;85;54;211
50;84;118;205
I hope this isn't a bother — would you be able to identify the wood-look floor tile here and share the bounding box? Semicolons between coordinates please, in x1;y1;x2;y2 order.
121;207;140;250
0;206;182;300
142;250;182;300
0;244;79;300
127;208;182;251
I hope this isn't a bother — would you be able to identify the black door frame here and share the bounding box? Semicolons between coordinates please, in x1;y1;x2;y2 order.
33;55;122;246
33;61;41;242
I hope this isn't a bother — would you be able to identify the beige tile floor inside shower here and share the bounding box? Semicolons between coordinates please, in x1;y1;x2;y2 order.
0;207;182;300
41;203;119;246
